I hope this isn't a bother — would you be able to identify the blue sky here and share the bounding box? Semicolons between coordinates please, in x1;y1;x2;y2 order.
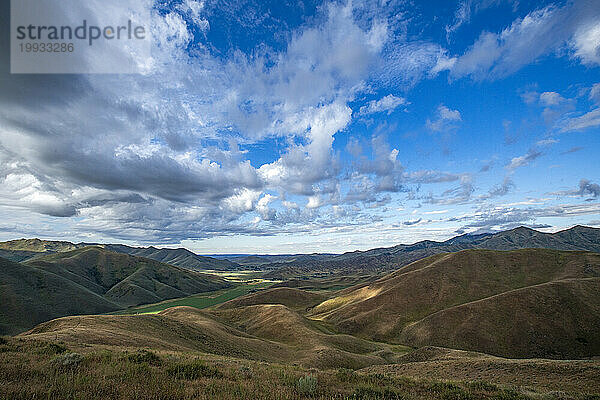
0;0;599;253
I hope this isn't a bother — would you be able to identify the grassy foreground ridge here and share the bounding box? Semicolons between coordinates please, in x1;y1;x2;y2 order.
1;337;599;400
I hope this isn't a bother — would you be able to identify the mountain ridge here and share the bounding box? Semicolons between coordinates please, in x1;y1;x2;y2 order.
0;239;239;271
263;225;600;277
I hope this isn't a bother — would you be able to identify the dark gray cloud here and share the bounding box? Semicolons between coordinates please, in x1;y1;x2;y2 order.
578;180;600;198
506;149;543;170
551;179;600;199
479;177;514;199
403;218;422;226
560;146;584;155
423;176;474;205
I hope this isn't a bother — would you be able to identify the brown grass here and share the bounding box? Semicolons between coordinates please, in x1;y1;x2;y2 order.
19;305;405;369
2;336;598;400
308;249;600;358
399;278;600;358
360;346;600;395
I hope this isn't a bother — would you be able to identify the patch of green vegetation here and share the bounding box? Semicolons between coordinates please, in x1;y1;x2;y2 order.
126;350;161;366
166;359;222;380
427;382;476;400
296;374;318;396
336;368;357;383
38;342;68;355
116;282;274;314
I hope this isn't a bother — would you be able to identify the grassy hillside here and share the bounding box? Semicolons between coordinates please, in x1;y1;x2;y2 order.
360;346;600;395
210;304;406;369
0;238;240;270
0;248;230;335
217;287;327;311
105;245;240;271
23;307;291;363
309;249;600;358
399;277;600;359
20;305;404;369
0;238;82;253
0;248;41;263
26;247;231;307
0;256;120;335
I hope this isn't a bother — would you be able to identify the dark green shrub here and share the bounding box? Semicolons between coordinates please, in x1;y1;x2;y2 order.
428;382;474;400
430;382;462;392
166;359;221;380
127;350;161;365
337;367;356;383
441;388;474;400
40;342;68;355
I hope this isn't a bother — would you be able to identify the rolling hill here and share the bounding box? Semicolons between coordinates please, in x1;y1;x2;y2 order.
104;245;240;271
20;305;403;369
0;238;239;271
262;225;600;277
0;247;230;335
0;238;82;253
308;248;600;359
217;287;327;311
0;248;40;263
0;256;120;335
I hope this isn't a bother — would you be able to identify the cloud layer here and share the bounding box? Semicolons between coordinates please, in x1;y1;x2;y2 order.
0;0;598;250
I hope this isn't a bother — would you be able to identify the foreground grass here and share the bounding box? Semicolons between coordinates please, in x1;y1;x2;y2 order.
115;282;274;315
1;337;598;400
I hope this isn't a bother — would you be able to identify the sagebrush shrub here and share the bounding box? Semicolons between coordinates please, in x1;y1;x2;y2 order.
296;374;318;396
52;352;83;370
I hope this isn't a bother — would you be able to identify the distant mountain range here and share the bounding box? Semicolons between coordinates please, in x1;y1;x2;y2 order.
0;247;230;335
3;226;598;276
262;225;600;278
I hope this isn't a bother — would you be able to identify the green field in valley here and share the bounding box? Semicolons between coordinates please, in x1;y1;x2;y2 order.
114;282;274;315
